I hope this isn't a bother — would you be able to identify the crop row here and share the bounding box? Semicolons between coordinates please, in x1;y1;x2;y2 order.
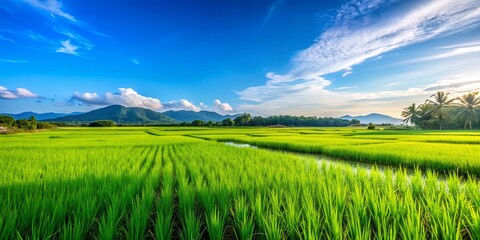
1;132;480;239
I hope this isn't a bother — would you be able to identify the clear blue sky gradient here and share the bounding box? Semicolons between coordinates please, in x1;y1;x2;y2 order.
1;0;480;117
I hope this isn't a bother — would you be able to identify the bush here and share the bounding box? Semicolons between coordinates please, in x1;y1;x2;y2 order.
88;120;116;127
37;122;56;129
0;115;15;127
367;123;376;130
15;119;30;130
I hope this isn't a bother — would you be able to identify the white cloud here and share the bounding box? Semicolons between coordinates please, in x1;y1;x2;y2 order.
0;86;38;99
239;74;480;118
237;0;480;116
199;102;208;109
336;86;357;90
198;100;235;114
4;1;103;56
288;0;480;81
0;59;27;63
342;71;352;77
213;99;234;114
71;88;162;109
400;45;480;64
0;34;15;43
131;58;140;65
52;26;94;50
22;0;76;22
439;40;480;49
71;88;204;112
56;39;79;55
163;99;200;112
262;0;285;26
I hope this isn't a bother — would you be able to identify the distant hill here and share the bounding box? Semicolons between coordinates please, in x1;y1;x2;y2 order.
340;113;403;125
162;110;240;122
2;111;83;120
45;105;177;125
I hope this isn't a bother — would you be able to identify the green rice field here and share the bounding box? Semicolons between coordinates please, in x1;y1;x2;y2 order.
2;127;480;239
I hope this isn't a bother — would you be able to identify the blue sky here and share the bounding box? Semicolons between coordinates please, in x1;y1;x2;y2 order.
1;0;480;117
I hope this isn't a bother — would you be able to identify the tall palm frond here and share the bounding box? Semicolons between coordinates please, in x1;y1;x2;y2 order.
401;103;419;125
456;92;480;129
426;91;456;129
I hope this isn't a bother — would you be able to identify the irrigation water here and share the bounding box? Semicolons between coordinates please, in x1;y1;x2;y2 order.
223;141;451;181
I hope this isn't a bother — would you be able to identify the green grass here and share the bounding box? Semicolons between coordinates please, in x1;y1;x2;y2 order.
1;127;480;239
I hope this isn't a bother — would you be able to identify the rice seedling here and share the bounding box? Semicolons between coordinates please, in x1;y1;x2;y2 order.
1;127;480;239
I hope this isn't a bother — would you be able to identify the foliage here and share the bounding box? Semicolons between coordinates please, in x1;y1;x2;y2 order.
233;114;353;127
403;91;480;129
37;122;56;129
351;119;360;125
234;113;252;126
191;120;205;126
367;123;376;130
88;120;116;127
221;118;234;126
0;115;15;127
456;92;480;130
14;116;38;130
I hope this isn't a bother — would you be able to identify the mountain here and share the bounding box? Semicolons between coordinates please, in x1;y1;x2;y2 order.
162;110;240;122
2;111;83;120
45;105;177;125
340;113;403;125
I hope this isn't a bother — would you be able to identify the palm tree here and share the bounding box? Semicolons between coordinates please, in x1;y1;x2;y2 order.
426;91;455;129
456;92;480;129
417;102;433;129
401;103;420;125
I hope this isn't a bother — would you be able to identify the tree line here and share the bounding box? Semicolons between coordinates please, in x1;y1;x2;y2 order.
402;91;480;129
189;114;354;127
0;115;56;131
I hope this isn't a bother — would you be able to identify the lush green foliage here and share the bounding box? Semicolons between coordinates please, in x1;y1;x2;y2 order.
1;127;480;239
88;120;116;127
233;113;353;126
0;115;15;127
403;91;480;129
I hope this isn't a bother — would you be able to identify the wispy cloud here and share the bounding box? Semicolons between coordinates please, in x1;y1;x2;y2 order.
239;74;480;117
1;28;55;45
400;45;480;64
52;26;94;50
238;0;480;116
56;39;79;55
21;0;76;22
342;71;352;77
0;59;27;63
3;0;108;56
131;58;140;65
0;86;38;99
439;40;480;49
262;0;285;26
0;34;15;43
336;86;357;90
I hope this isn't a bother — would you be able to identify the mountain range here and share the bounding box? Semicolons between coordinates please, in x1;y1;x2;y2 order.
43;105;177;125
340;113;403;125
3;111;83;120
2;106;402;125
